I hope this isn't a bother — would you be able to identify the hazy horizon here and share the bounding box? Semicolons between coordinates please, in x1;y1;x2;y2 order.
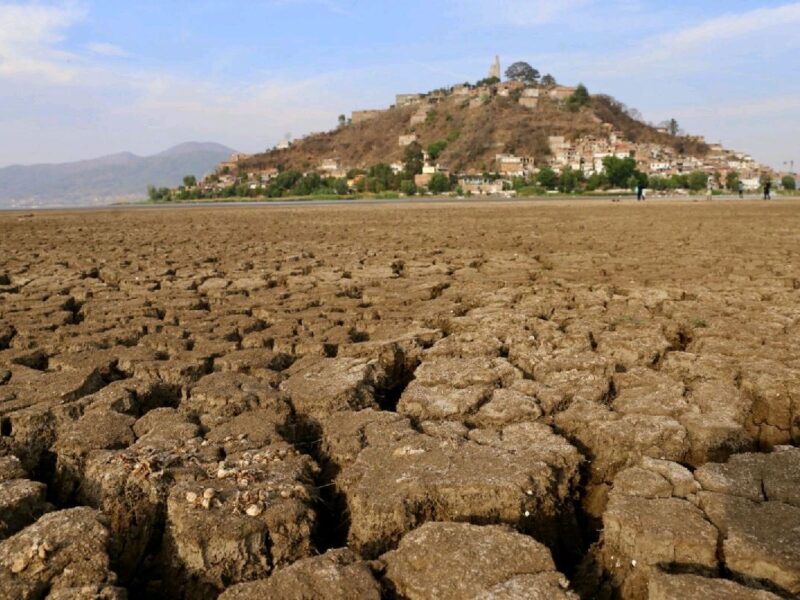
1;0;798;170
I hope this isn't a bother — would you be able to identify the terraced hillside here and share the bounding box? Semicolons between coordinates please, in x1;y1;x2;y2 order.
239;94;709;175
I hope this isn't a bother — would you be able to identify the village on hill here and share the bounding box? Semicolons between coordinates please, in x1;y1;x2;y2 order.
153;58;792;202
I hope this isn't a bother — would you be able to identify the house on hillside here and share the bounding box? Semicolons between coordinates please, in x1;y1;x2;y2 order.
496;81;524;97
519;88;540;109
396;94;422;107
399;134;419;147
415;164;449;189
216;153;248;174
459;177;505;195
410;108;428;126
319;158;347;178
260;168;279;183
496;154;532;177
548;86;577;101
351;110;384;124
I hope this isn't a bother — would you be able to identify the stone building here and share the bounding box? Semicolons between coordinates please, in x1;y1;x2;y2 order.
548;86;577;101
496;154;532;177
351;110;384;124
399;134;419;147
396;94;422;107
410;109;428;126
520;88;540;109
459;177;505;195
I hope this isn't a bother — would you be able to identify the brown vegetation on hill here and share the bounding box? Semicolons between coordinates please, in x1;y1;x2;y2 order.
591;95;709;156
240;91;708;175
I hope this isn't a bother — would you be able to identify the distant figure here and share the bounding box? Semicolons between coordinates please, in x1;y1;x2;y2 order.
641;186;647;201
738;181;744;199
706;180;713;201
635;185;642;201
763;181;771;200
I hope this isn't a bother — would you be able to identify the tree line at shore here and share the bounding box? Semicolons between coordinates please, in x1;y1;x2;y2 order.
149;152;795;202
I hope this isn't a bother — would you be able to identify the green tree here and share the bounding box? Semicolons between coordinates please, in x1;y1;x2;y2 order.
338;114;346;127
369;163;396;190
428;173;451;194
475;76;500;87
505;62;540;85
649;176;667;191
274;170;303;191
147;185;171;202
403;142;424;176
670;174;689;189
541;74;556;87
687;171;709;192
667;119;680;136
782;175;797;190
585;172;608;191
658;119;681;136
559;167;582;193
400;180;417;196
427;140;448;161
725;171;741;191
536;167;559;190
602;156;637;188
182;175;197;187
565;84;590;112
334;178;350;195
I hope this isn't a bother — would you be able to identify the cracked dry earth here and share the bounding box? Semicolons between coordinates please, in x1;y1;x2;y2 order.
0;200;799;600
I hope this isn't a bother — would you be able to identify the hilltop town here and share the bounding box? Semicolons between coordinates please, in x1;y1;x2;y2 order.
158;58;785;201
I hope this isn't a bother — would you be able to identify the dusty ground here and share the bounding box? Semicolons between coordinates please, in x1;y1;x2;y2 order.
1;199;799;599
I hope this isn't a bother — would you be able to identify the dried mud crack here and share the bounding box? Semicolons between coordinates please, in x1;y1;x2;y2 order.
1;200;799;599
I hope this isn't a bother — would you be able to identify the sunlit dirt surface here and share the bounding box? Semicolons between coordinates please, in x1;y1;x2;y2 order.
1;200;798;599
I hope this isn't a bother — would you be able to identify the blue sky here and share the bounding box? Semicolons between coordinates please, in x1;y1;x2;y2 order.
1;1;798;169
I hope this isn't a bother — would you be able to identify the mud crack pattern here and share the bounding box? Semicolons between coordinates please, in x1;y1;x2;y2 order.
1;201;799;599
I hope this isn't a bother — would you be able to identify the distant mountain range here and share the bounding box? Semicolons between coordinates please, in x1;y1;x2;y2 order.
0;142;236;208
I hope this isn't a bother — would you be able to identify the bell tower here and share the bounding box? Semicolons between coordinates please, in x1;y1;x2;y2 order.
488;56;501;79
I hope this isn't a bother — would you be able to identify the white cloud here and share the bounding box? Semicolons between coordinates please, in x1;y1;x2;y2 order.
673;94;800;120
599;2;800;75
86;42;128;57
0;2;85;82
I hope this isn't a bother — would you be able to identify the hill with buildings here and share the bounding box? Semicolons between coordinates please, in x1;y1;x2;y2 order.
242;88;709;176
186;60;775;199
0;142;235;209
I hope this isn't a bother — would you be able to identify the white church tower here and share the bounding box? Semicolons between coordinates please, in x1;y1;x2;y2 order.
488;56;501;79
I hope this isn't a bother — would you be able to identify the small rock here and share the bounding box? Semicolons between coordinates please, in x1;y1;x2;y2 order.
11;555;28;573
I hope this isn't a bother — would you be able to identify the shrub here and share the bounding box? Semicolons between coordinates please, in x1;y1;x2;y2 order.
400;180;417;196
429;173;451;194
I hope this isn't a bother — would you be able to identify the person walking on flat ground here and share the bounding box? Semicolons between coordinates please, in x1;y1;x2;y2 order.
763;181;771;200
635;185;642;201
706;179;713;201
738;181;744;199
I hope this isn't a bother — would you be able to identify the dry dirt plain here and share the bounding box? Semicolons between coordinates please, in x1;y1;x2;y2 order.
1;200;799;600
